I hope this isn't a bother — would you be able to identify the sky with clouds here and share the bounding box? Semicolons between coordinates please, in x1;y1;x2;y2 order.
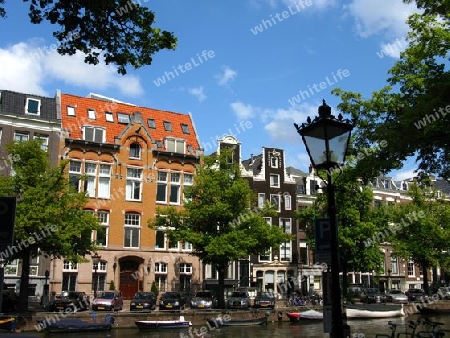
0;0;420;179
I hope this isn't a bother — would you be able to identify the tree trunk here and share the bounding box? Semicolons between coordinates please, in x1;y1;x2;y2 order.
342;260;349;299
422;262;430;296
217;263;227;309
18;250;31;312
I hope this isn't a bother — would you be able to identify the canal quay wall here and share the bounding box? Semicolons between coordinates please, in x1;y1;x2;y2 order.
15;302;421;332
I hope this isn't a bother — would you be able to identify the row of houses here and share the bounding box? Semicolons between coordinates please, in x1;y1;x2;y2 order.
0;89;449;302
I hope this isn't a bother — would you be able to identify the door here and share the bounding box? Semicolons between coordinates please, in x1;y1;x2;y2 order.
120;271;139;300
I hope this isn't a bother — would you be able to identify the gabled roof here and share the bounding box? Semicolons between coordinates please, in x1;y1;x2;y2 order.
0;89;58;121
60;93;200;151
242;154;262;175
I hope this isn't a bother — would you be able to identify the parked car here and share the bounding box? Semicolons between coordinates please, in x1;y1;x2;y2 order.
159;291;185;311
1;290;18;313
405;289;428;303
48;291;90;312
91;291;123;311
360;288;386;304
385;289;408;304
253;291;276;309
130;292;156;312
226;290;250;309
190;291;217;309
438;287;450;300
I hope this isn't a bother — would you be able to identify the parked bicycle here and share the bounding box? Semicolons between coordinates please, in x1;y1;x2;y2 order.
376;319;446;338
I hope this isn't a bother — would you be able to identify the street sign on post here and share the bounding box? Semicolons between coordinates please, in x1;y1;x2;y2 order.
315;218;331;266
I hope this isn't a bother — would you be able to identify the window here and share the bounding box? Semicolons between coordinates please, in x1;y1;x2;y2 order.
182;242;192;251
88;109;96;119
14;131;29;142
129;143;141;159
84;126;105;143
126;168;142;201
34;134;49;151
297;185;306;194
181;123;190;134
155;230;166;249
270;174;280;187
170;173;181;204
169;239;179;250
63;261;78;271
270;156;278;168
85;163;97;196
155;262;167;273
156;140;163;148
156;171;168;203
105;111;114;122
62;273;77;291
270;194;280;211
391;257;398;274
117;113;130;124
165;138;185;153
67;106;76;116
98;164;111;198
95;211;109;247
259;248;271;262
0;128;2;145
179;263;192;274
25;97;40;115
69;161;82;192
310;180;317;195
30;256;39;276
407;260;415;276
284;194;291;210
92;261;107;292
163;121;172;131
280;218;291;262
4;259;18;276
148;118;156;128
258;193;265;208
183;173;193;203
124;213;140;248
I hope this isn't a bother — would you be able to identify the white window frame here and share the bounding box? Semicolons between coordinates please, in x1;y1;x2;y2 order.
129;143;141;159
280;218;292;262
270;194;281;212
4;259;18;276
181;123;190;134
259;217;272;262
169;172;181;205
270;156;278;168
156;171;168;203
34;134;49;151
126;167;142;201
154;262;168;274
92;261;107;273
88;109;96;120
69;160;82;192
14;131;29;142
407;260;415;276
85;162;97;197
96;211;109;247
270;174;280;188
105;112;114;122
182;242;192;251
97;164;111;198
165;138;185;154
284;194;292;210
124;213;141;248
163;121;172;131
148;118;156;128
63;261;78;271
258;193;265;208
117;113;130;124
83;126;105;143
169;239;180;250
30;256;39;276
67;106;76;116
155;229;167;250
179;263;192;274
25;97;41;115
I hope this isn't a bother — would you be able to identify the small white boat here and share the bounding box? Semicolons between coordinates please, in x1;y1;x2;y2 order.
345;304;405;319
135;316;192;330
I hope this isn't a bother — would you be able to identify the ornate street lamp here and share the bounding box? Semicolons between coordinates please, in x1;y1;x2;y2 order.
92;252;101;298
294;100;354;338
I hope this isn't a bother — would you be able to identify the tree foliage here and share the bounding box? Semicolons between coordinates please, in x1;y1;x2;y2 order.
0;140;100;311
148;150;289;308
332;0;450;180
0;0;177;74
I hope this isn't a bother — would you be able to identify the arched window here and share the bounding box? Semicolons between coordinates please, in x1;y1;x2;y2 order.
130;143;141;159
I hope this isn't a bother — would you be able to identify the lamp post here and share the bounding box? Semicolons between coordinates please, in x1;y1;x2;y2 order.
92;252;101;298
294;100;354;338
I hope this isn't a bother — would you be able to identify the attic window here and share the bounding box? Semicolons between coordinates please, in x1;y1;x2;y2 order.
181;124;189;134
156;140;163;148
117;113;130;124
88;109;96;120
105;112;114;122
163;121;172;131
67;106;76;116
148;118;156;129
25;98;40;115
83;126;105;143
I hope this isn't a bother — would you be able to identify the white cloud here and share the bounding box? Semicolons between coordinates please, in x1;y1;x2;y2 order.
377;37;408;59
215;66;238;86
345;0;418;38
251;0;336;10
391;169;417;181
0;40;144;97
230;101;257;120
187;86;207;102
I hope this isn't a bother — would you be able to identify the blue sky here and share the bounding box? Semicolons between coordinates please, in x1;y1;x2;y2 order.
0;0;419;179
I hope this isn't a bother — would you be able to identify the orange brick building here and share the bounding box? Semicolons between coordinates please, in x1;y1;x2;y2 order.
50;92;202;299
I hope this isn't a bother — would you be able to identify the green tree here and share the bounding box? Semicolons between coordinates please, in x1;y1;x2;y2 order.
148;150;289;308
332;0;450;180
0;140;101;311
151;281;159;298
0;0;177;75
387;182;450;295
296;167;385;296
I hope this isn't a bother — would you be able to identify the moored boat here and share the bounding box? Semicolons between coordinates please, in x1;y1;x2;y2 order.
206;315;268;327
36;315;114;333
286;309;323;322
345;304;405;319
419;306;450;315
135;316;192;329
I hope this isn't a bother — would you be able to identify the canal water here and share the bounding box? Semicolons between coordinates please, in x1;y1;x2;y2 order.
18;313;450;337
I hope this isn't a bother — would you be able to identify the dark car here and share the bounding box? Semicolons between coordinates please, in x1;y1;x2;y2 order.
190;291;217;309
405;289;428;302
48;291;90;312
360;288;386;304
159;292;185;311
226;290;250;309
130;292;156;312
253;291;275;309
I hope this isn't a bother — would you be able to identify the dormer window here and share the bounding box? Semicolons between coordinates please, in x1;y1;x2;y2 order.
105;111;114;122
181;123;189;134
163;121;172;131
88;109;96;120
165;138;185;154
83;126;105;143
25;98;40;115
117;113;130;124
67;106;76;116
148;118;156;128
129;143;141;159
